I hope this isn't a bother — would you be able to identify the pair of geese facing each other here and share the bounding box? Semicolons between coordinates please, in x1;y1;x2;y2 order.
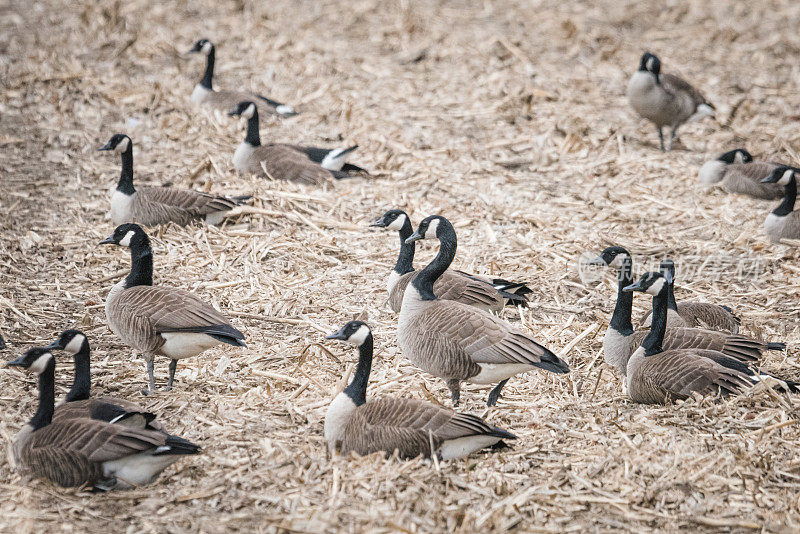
100;127;366;227
99;223;246;394
592;247;795;404
7;330;198;490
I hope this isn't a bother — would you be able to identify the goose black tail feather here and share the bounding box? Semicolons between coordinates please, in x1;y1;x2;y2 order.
232;194;253;205
158;435;201;456
342;163;369;174
492;279;533;296
162;324;246;347
488;427;517;441
537;350;570;374
767;342;787;351
499;290;529;307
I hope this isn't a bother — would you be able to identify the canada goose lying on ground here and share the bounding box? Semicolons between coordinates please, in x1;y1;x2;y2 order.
397;215;569;406
370;209;530;313
100;134;249;227
324;321;516;459
7;348;199;489
761;166;800;243
627;52;715;151
623;272;798;404
45;330;163;430
640;259;741;334
100;224;246;394
698;149;783;200
228;101;366;184
187;39;297;117
589;248;783;376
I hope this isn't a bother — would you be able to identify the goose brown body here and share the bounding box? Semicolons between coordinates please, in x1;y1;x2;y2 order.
115;185;239;227
389;270;505;313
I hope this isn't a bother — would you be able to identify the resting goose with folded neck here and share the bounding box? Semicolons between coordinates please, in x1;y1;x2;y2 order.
228;101;367;185
324;321;516;459
188;38;298;117
100;134;249;227
761;166;800;243
370;209;530;313
100;224;246;394
698;148;783;200
397;215;569;407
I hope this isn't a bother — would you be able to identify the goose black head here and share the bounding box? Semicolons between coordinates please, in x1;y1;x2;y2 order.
7;347;54;375
658;259;675;284
47;329;88;355
99;223;149;248
623;271;667;296
228;101;257;119
638;52;661;76
405;215;447;244
99;134;132;153
369;209;409;231
326;321;372;346
189;38;214;55
588;246;632;269
762;166;797;185
718;148;752;164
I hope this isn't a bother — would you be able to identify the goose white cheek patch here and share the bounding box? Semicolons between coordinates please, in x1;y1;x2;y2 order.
201;42;212;55
425;218;440;239
30;353;53;375
118;230;136;247
609;254;629;269
646;278;666;296
346;325;370;346
779;169;794;185
64;334;86;354
387;214;406;231
115;137;130;153
242;104;255;119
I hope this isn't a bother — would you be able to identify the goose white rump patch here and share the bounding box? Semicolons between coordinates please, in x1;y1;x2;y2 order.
470;363;534;384
103;452;182;488
697;160;727;185
321;148;351;171
159;332;221;359
439;435;503;460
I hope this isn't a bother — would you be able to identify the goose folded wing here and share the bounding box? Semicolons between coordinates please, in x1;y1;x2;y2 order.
660;73;711;107
257;145;332;184
639;351;753;398
435;272;500;308
139;186;236;216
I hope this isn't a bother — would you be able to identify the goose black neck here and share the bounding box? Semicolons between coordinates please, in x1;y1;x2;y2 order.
642;290;668;356
609;258;634;335
666;279;679;311
344;334;373;407
200;48;215;90
245;109;261;146
117;144;135;195
65;341;91;403
394;217;415;275
125;241;154;288
411;222;456;300
774;177;797;217
30;359;56;431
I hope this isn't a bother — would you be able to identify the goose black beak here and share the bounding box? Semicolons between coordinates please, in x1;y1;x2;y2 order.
585;256;607;267
405;231;423;244
227;109;240;117
98;141;114;151
44;340;62;350
622;281;643;292
368;217;387;228
99;235;116;246
6;356;26;367
326;328;348;341
761;172;780;184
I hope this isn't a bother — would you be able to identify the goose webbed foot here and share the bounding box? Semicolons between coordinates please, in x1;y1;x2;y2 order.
447;379;461;407
487;379;509;407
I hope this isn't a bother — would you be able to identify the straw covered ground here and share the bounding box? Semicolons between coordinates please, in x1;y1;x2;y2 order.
2;0;800;531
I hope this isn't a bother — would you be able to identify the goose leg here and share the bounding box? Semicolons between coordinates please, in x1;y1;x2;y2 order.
487;379;509;407
668;126;679;151
142;357;156;396
657;127;665;151
447;379;461;407
167;359;178;391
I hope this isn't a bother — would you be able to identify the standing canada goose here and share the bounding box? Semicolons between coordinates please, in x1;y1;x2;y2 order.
627;52;715;151
100;134;249;227
640;260;741;334
100;224;246;394
227;101;366;184
698;149;783;200
45;330;163;430
761;166;800;243
397;215;569;406
622;273;798;404
187;38;298;117
324;321;516;459
589;249;783;376
7;348;199;489
370;209;530;313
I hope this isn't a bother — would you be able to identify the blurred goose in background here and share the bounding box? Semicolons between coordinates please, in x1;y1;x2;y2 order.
370;209;530;313
187;38;298;117
623;273;798;404
100;224;246;394
627;52;715;151
7;348;199;490
589;249;783;377
762;166;800;243
100;134;249;227
698;148;783;200
397;215;569;407
228;101;367;184
324;321;516;459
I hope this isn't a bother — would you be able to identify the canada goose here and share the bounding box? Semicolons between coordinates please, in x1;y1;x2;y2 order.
7;348;199;489
640;259;741;334
589;249;783;376
627;52;715;151
100;223;246;394
324;321;516;459
698;149;783;200
622;272;798;404
369;209;530;313
45;330;163;430
397;215;569;406
227;101;366;184
761;166;800;243
99;134;249;227
187;39;298;117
